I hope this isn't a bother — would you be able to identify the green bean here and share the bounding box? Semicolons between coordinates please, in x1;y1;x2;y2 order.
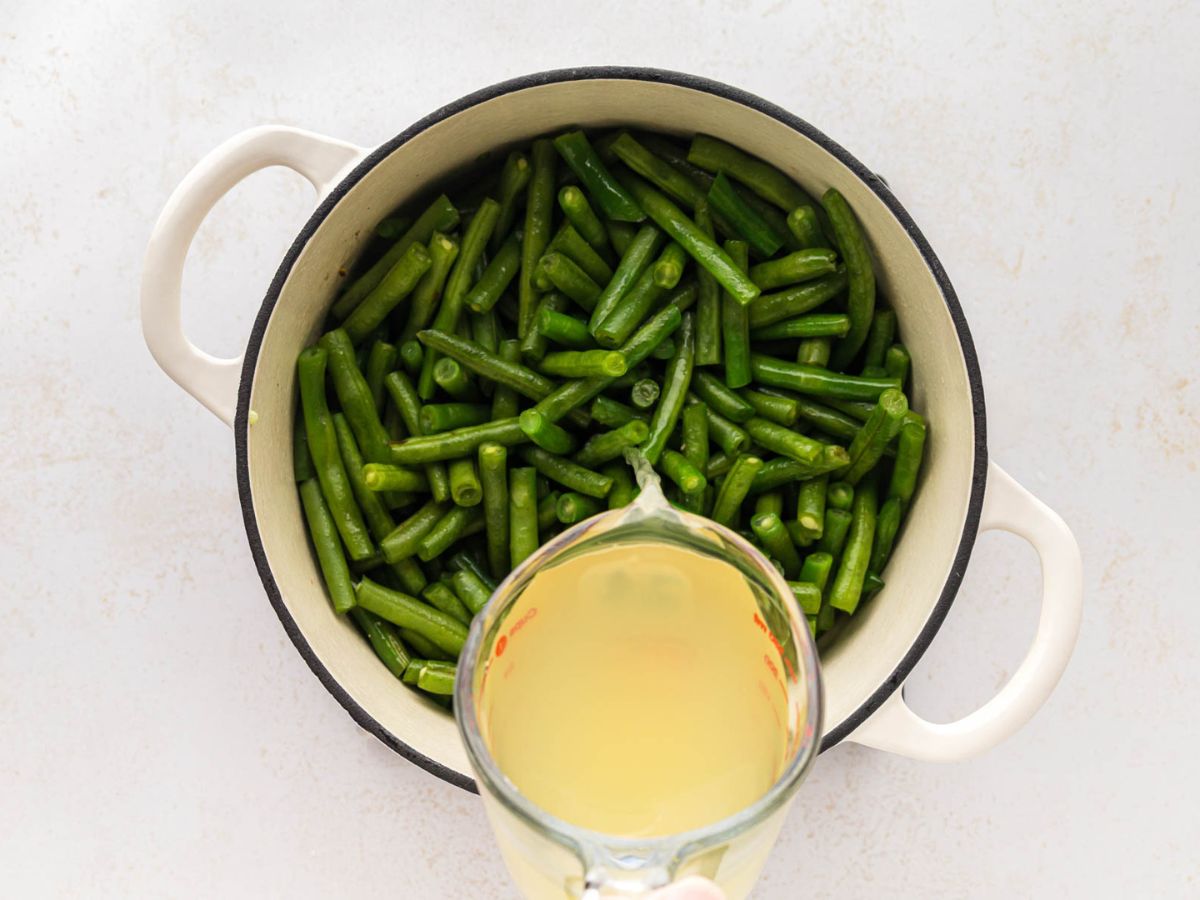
606;221;636;255
659;449;707;495
743;416;824;464
786;205;830;250
870;496;903;574
297;348;374;561
630;378;660;410
320;329;392;464
751;512;803;577
829;477;878;614
397;629;452;662
610;132;707;210
824;398;875;422
556;492;604;524
538;349;626;379
419;403;489;434
687;135;815;212
710;455;763;527
572;420;650;468
398;339;424;375
491;150;532;252
537;307;594;349
533;303;684;424
861;309;896;372
422;581;472;625
375;214;413;240
720;239;752;388
334;195;459;320
739;388;797;426
519;446;614;499
799;555;834;608
553;130;644;222
379;499;448;563
342;243;432;344
888;419;927;503
747;448;852;494
535;491;560;533
815;507;853;558
588;224;663;332
293;412;315;482
365;341;397;414
705;452;734;480
653;242;688;289
557;185;610;255
384;370;451;503
827;481;855;511
822;188;877;368
538;253;602;311
518;139;557;339
796;475;828;543
463;234;521;315
476;442;510;580
418;198;500;397
693;371;754;422
362;463;428;493
544;223;614;285
796;338;832;368
618;172;760;306
355;577;468;655
417;505;483;561
749;354;901;401
885;343;911;386
447;458;482;507
843;389;908;485
401;232;459;342
298;478;357;613
748;248;837;292
786;582;821;616
389;417;526;464
596;270;695;353
681;401;710;472
642;312;695;464
416;663;457;695
603;462;636;509
693;199;722;366
518;408;577;454
707;171;785;257
491;339;522;420
704;404;751;456
447;567;490;617
508;467;539;568
747;269;848;330
431;358;479;401
783;394;860;442
751;314;851;342
351;608;412;678
863;571;886;597
755;491;784;518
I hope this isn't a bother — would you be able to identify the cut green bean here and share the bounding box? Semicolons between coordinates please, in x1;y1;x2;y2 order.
641;312;695;465
693;199;722;366
398;339;424;375
749;249;837;291
788;582;823;616
603;462;635;509
365;341;397;414
417;505;483;561
342;243;432;344
630;378;660;410
687;135;815;212
786;205;830;250
843;389;908;485
588;224;664;331
693;370;754;422
536;491;561;532
611;132;707;210
401;232;459;342
375;215;412;240
491;150;532;252
334;195;458;320
537;307;594;349
799;551;834;592
815;507;853;557
573;420;650;468
518;408;577;454
355;577;468;655
681;401;710;472
491;339;522;420
827;481;854;511
520;446;613;498
384;370;450;503
619;172;760;306
721;239;752;388
660;448;707;495
298;478;357;613
419;402;490;434
822;188;876;368
351;608;412;678
748;448;852;494
539;252;602;311
320;329;392;464
553;130;644;222
704;405;752;456
464;234;521;314
744;416;825;464
707;171;785;257
389;417;526;464
556;492;603;524
751;512;803;577
293;410;315;482
543;223;614;286
606;221;635;255
885;343;911;386
861;309;897;372
748;269;848;329
829;477;878;613
705;452;733;480
422;581;472;626
888;419;927;503
870;496;904;574
298;348;374;561
540;349;627;379
416;663;457;695
590;396;646;428
477;443;510;580
740;388;797;426
508;467;539;568
788;395;862;442
710;455;763;527
362;463;428;493
557;185;610;254
518;139;557;338
755;491;784;518
431;358;480;401
751;314;851;341
379;499;449;563
653;242;688;289
448;458;482;507
749;354;901;401
450;567;492;617
796;338;832;368
796;475;828;542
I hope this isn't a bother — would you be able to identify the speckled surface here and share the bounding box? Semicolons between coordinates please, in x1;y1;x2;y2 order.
2;1;1198;896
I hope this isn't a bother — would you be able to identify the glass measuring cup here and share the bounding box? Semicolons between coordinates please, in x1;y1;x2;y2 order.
455;465;823;899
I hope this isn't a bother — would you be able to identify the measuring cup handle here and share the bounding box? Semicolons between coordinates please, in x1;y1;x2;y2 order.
848;462;1082;761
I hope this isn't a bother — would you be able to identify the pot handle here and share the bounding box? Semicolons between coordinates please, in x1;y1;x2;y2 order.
140;125;368;426
848;462;1082;761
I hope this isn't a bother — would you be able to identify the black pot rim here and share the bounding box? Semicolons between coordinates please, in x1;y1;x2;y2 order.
234;66;988;795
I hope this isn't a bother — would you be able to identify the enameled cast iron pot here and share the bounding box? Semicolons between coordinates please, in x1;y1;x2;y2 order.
141;68;1082;791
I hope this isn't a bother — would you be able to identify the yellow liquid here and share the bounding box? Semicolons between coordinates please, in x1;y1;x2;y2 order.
480;540;791;838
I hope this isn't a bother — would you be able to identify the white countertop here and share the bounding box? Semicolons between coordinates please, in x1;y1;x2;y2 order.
3;1;1197;896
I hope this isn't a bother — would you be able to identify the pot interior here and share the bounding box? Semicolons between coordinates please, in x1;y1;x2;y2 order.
242;74;981;782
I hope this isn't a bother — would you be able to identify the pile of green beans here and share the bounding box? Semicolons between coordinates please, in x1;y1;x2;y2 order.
293;128;930;702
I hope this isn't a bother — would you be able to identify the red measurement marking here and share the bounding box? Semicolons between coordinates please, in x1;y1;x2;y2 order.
495;635;508;658
508;606;538;638
754;612;798;681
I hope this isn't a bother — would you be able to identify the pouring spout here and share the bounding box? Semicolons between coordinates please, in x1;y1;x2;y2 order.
624;449;669;513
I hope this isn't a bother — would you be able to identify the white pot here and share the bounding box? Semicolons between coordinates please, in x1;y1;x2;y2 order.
141;68;1082;789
